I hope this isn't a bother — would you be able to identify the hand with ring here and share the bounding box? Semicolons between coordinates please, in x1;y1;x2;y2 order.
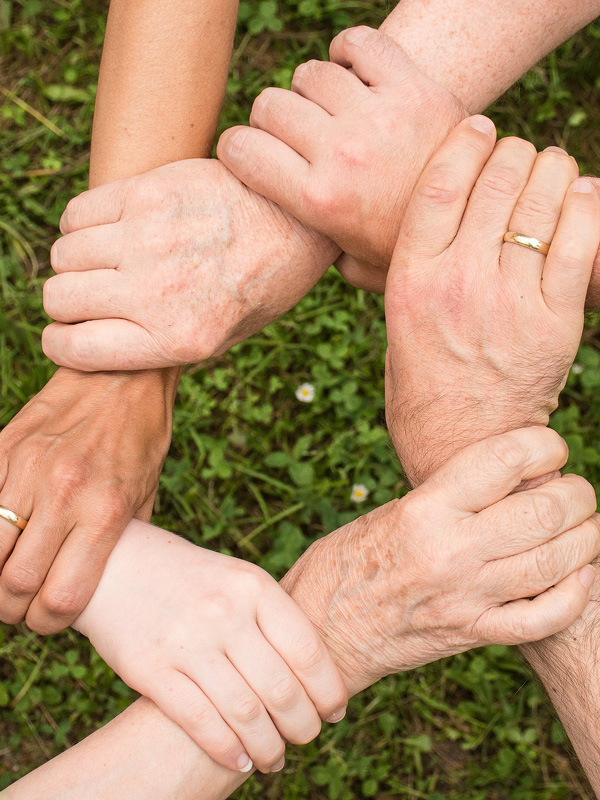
384;115;600;486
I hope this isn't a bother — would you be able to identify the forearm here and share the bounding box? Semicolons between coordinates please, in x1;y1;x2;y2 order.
90;0;238;185
520;571;600;795
2;697;246;800
381;0;600;113
5;521;363;800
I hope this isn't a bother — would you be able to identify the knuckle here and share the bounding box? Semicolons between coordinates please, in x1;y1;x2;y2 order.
269;674;301;710
418;167;461;206
479;167;523;198
96;489;131;529
533;544;561;584
300;182;342;220
184;701;215;732
530;491;563;533
292;59;321;87
295;636;325;673
38;583;85;619
333;137;370;170
515;190;558;222
484;434;524;473
231;695;263;725
48;459;88;498
2;562;43;598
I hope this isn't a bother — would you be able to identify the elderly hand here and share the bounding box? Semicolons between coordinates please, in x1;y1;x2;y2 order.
217;26;466;293
281;428;599;695
0;368;175;634
384;117;600;486
41;160;338;371
74;520;347;775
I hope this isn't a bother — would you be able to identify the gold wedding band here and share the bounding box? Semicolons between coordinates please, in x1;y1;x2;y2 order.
503;231;551;255
0;505;28;531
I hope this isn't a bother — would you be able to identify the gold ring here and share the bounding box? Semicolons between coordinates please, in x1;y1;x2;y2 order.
0;505;28;531
503;231;551;255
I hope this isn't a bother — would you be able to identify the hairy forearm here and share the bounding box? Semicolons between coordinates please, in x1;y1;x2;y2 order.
520;568;600;795
381;0;600;113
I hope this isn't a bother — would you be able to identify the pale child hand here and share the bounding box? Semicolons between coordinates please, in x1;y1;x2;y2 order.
73;522;347;775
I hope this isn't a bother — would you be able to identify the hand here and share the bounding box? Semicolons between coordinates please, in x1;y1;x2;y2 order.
384;117;600;486
41;160;339;371
74;520;348;775
217;26;466;293
281;427;599;695
0;368;175;634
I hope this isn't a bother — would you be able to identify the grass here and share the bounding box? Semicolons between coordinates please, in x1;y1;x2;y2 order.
1;1;600;797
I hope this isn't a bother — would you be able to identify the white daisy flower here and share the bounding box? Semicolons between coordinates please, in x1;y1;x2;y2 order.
351;484;369;503
572;363;584;375
296;383;315;403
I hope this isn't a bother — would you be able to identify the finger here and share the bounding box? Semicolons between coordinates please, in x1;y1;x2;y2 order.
250;87;330;158
329;26;418;88
542;177;600;316
424;427;569;513
291;60;370;114
136;492;156;524
226;631;321;747
59;180;129;234
257;591;348;723
217;127;311;220
187;654;286;774
0;478;34;573
43;271;127;323
478;473;597;559
0;505;69;626
482;563;595;645
148;671;253;774
495;516;600;601
394;116;496;262
501;148;578;288
458;136;537;273
25;516;128;635
42;319;177;371
50;224;123;273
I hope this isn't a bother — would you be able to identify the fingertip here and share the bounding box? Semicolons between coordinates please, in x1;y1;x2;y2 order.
578;563;596;590
217;126;248;164
468;115;496;137
237;754;254;773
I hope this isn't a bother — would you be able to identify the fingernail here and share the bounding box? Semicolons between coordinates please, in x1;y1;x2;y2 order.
326;707;347;723
572;177;593;194
270;757;285;773
579;565;595;589
469;115;495;135
237;754;253;773
544;146;568;155
344;26;371;44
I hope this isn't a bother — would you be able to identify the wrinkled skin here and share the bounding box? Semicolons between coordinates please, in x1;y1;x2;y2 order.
281;428;599;694
0;368;175;634
218;27;466;292
384;119;600;485
42;159;339;371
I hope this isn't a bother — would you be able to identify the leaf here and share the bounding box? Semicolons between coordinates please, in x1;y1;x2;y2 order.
288;461;314;486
